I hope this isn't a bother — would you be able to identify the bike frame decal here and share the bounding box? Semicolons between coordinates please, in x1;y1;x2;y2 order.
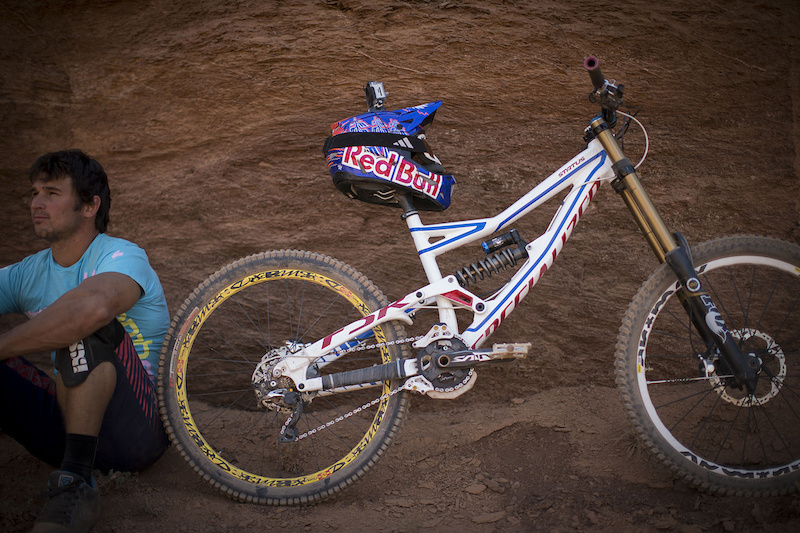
298;142;613;368
465;156;606;346
173;268;394;486
413;221;487;256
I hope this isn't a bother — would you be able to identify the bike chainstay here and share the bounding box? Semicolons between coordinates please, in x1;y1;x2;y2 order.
287;334;424;441
332;334;425;357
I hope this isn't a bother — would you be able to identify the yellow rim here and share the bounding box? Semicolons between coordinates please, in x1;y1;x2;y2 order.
173;267;391;487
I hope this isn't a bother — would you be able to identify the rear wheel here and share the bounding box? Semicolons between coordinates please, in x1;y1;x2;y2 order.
616;236;800;495
158;250;410;504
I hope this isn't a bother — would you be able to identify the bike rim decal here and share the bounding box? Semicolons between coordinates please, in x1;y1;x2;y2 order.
175;268;392;487
636;254;800;478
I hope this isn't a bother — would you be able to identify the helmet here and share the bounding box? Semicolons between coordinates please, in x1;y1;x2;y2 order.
324;101;456;211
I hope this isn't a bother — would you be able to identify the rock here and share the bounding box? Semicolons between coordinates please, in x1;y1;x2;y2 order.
484;478;504;493
464;483;486;494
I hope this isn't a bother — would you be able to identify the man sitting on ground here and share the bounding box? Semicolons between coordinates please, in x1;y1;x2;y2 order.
0;149;170;533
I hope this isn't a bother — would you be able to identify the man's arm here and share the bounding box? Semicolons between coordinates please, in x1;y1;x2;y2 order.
0;272;141;361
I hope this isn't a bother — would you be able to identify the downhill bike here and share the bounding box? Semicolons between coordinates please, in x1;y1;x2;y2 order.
157;58;800;504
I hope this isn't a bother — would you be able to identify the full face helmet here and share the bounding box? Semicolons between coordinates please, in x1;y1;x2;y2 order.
323;92;455;211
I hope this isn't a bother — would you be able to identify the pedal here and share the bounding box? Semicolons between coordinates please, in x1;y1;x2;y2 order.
488;343;531;360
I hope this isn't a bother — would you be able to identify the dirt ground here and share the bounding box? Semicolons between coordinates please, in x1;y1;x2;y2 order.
1;0;799;531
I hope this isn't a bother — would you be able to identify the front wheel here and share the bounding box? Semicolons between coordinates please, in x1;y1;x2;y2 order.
616;236;800;496
157;250;410;505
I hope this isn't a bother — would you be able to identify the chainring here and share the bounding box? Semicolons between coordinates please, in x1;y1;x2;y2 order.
416;337;475;392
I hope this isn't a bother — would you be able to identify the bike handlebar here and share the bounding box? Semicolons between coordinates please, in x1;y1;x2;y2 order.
583;56;624;127
584;56;605;90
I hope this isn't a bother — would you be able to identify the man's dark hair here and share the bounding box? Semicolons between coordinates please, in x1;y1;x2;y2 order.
29;149;112;233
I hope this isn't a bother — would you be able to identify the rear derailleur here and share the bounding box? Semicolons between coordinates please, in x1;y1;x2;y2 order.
252;341;310;442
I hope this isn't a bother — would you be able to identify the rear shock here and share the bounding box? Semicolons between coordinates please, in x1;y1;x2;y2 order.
453;229;528;287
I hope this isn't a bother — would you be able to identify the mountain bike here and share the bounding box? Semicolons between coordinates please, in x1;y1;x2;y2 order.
157;57;800;505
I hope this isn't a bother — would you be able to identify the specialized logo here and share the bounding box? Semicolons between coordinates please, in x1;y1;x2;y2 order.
68;340;89;374
340;145;443;199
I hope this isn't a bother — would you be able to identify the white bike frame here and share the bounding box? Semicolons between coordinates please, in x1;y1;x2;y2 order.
273;138;616;390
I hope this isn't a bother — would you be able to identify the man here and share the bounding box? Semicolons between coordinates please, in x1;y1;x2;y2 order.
0;150;170;533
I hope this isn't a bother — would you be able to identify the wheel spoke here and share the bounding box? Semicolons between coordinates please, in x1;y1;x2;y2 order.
159;252;409;504
617;237;800;495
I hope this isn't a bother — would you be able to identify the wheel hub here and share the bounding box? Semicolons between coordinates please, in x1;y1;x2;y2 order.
710;329;785;406
253;341;307;413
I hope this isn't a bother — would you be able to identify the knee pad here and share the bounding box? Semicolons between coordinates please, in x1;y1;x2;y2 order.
56;319;124;388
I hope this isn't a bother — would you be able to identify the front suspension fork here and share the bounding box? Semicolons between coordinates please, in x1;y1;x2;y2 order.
590;117;760;390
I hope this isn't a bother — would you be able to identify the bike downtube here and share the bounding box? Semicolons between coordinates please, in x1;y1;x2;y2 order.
590;117;677;262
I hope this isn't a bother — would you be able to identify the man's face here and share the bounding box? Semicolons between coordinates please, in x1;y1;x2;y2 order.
30;175;86;242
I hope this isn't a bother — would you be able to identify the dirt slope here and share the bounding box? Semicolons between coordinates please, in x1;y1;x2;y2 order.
1;0;799;531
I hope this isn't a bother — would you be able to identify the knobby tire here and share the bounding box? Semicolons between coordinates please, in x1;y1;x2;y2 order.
616;236;800;496
157;250;410;505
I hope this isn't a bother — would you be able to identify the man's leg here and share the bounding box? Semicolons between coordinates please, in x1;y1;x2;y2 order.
91;328;168;474
54;361;116;483
0;356;65;467
32;320;123;533
3;318;167;532
52;316;167;474
56;361;116;435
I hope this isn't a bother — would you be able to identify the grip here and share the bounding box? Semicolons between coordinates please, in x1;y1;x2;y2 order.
584;56;605;90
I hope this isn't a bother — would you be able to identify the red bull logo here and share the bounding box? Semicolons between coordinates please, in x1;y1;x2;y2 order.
341;145;442;199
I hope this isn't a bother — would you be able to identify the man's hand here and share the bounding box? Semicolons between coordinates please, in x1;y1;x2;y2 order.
0;272;141;361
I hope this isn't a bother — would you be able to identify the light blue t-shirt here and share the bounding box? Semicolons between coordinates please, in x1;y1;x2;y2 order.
0;233;169;383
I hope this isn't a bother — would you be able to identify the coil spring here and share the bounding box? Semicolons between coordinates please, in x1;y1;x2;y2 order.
454;248;520;287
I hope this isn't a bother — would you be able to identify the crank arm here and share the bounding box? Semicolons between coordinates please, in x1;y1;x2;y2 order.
665;233;759;390
301;342;530;391
436;343;531;369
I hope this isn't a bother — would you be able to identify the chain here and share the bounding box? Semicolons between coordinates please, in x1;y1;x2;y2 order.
295;385;404;440
333;334;424;356
291;334;424;441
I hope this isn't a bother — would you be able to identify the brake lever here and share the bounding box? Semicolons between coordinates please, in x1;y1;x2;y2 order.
588;81;625;111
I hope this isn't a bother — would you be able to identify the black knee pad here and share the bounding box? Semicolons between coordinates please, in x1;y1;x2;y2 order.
56;319;124;388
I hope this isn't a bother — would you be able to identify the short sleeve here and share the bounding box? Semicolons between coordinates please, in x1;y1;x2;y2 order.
0;263;20;315
92;243;155;295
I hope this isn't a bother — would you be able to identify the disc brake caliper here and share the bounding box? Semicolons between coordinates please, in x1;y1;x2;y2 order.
253;342;308;414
